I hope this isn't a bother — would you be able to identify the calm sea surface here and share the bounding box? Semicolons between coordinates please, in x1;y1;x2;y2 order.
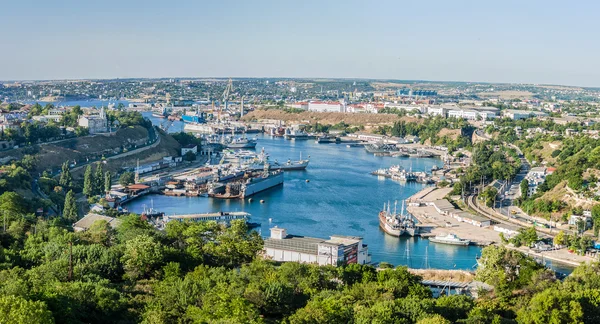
129;113;574;273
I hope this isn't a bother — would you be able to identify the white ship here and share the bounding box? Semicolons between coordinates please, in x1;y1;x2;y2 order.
428;233;470;246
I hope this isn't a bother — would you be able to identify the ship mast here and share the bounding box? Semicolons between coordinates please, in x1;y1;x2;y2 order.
400;200;405;219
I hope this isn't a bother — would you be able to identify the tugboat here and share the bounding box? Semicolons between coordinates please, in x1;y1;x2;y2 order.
429;233;471;246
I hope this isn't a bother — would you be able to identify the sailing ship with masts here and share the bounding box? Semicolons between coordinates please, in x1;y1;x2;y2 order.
378;200;419;237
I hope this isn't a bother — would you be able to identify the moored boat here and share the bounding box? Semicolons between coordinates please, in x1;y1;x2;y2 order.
378;200;419;237
428;233;471;246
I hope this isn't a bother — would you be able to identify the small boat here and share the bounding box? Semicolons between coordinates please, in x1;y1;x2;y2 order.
428;233;471;246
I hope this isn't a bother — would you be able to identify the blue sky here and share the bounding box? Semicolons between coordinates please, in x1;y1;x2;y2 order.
2;0;599;86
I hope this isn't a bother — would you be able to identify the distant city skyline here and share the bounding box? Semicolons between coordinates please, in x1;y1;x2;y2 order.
2;0;600;87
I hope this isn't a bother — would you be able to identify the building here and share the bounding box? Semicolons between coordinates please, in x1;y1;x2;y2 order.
569;214;592;229
453;211;491;227
493;224;520;238
288;102;308;110
181;144;198;156
427;106;447;117
78;107;108;134
73;213;121;232
525;167;549;197
263;227;370;266
502;109;548;120
308;101;345;113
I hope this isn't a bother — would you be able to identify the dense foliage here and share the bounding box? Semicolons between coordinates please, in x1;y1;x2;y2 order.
373;116;474;152
1;211;600;323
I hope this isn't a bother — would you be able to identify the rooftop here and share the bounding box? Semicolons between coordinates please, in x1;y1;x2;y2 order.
127;184;150;190
432;199;455;211
73;213;121;231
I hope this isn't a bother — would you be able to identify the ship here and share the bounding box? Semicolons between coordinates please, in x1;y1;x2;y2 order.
315;135;340;144
391;169;417;182
140;200;164;220
270;127;285;137
285;128;309;140
226;130;257;149
365;143;398;154
428;233;471;246
378;200;419;237
243;148;309;171
152;106;168;118
181;109;206;124
208;165;284;199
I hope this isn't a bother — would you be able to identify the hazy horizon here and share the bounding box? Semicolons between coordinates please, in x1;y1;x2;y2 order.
3;0;600;87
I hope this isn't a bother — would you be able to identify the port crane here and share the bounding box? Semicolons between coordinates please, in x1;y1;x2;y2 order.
218;78;233;122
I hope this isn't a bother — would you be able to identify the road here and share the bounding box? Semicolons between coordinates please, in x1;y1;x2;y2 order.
491;143;545;224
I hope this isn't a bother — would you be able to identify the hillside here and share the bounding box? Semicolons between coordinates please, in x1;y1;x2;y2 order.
242;109;422;128
0;126;179;174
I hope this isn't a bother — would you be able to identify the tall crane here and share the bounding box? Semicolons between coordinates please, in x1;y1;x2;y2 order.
219;78;233;122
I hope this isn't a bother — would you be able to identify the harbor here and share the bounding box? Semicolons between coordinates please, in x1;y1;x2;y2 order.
132;113;576;273
126;128;486;270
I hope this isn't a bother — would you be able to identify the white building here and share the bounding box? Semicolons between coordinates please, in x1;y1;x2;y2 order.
263;227;370;266
525;167;550;197
447;109;497;120
427;106;447;117
181;144;198;156
493;224;520;238
308;101;345;113
503;109;548;120
569;214;592;229
78;107;108;134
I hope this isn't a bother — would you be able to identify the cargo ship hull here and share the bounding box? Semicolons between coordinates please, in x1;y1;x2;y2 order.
242;172;284;198
182;115;205;123
379;212;405;237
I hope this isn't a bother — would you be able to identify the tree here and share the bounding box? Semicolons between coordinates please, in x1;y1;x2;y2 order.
0;295;54;324
121;234;164;280
59;162;73;189
104;171;112;194
83;165;94;197
417;314;451;324
63;190;78;222
183;151;196;161
553;230;566;246
520;179;529;198
94;163;104;195
119;172;135;187
516;289;584;324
